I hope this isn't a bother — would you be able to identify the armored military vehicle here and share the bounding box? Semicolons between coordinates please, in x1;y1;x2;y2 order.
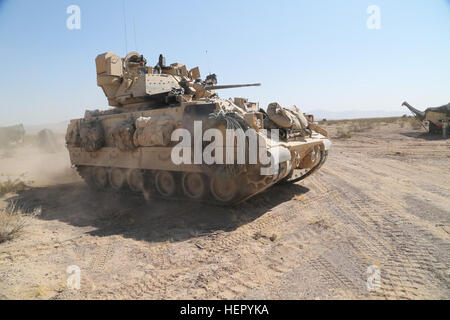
402;101;450;138
66;52;331;204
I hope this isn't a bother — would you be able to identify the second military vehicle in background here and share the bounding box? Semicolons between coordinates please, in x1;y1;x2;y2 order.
402;101;450;138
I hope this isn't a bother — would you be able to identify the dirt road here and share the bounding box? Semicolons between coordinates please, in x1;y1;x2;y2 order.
0;122;449;299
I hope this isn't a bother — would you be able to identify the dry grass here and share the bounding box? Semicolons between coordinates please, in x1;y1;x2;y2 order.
334;127;352;139
318;116;401;126
396;117;423;129
0;203;40;243
320;117;398;139
0;178;29;196
349;120;375;132
320;116;426;137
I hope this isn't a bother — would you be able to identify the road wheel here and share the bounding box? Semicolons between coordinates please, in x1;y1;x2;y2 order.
127;169;144;192
210;174;238;203
92;167;109;189
109;167;126;190
182;173;207;199
155;171;176;197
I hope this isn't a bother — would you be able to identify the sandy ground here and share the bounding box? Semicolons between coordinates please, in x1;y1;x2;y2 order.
0;121;449;300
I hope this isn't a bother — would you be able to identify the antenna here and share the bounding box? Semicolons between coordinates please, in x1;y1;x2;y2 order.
133;16;138;51
205;49;211;75
122;0;128;54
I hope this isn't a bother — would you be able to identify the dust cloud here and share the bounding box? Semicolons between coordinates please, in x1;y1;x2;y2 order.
0;134;80;186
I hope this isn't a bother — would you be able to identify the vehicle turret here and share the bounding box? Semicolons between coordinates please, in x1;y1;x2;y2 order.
96;52;260;108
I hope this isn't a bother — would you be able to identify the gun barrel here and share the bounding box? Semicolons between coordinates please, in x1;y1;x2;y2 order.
205;83;261;90
402;101;426;120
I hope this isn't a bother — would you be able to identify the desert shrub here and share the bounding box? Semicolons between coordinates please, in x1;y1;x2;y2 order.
0;204;40;243
335;127;352;139
348;121;374;133
321;117;403;129
0;178;29;196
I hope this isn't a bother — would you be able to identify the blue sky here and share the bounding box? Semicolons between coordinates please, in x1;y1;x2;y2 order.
0;0;449;125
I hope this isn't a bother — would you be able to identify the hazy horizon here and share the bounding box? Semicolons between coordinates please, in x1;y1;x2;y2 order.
16;108;416;134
